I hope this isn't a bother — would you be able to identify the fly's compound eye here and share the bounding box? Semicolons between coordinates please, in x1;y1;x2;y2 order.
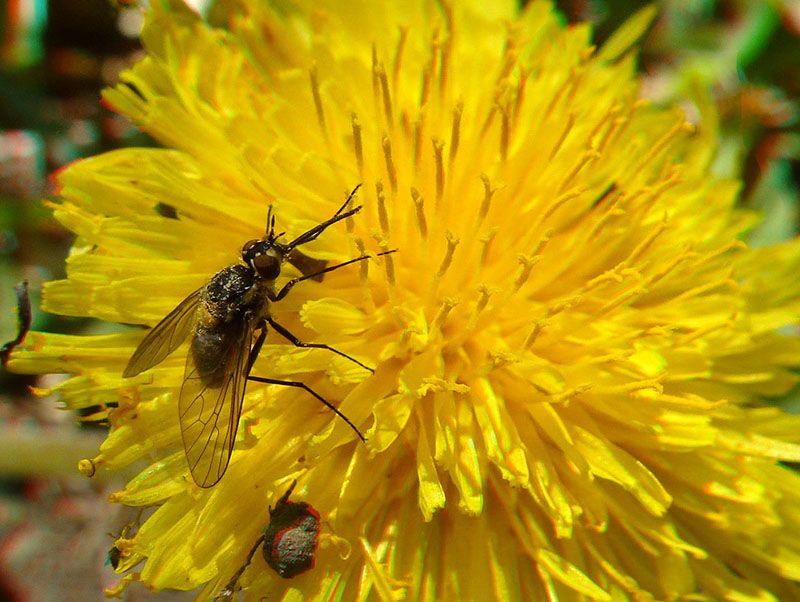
242;240;258;257
252;252;281;280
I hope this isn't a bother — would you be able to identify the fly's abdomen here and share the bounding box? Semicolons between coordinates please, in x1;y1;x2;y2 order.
190;322;237;388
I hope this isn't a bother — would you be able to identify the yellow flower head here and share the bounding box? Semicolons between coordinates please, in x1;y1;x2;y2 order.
9;0;800;599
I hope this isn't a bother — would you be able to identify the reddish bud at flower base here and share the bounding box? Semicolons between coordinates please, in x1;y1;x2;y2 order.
262;481;321;579
212;482;323;598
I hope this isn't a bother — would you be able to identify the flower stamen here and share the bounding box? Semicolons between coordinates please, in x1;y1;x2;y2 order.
437;5;454;95
644;246;696;287
586;103;616;147
420;30;440;106
638;120;689;170
544;69;574;118
478;173;497;223
309;66;327;135
549;112;576;160
596;115;627;155
524;319;546;349
622;215;670;267
351;112;364;174
432;297;459;333
499;102;510;162
432;137;445;204
597;286;648;315
392;27;408;86
583;263;633;291
382;136;398;194
498;33;519;83
550;384;592;404
512;254;539;294
700;239;748;263
589;192;628;238
354;238;376;310
372;44;380;109
599;379;663;395
375;236;396;288
375;181;390;236
466;285;496;331
558;150;600;193
478;228;498;271
449;102;462;164
534;187;585;233
377;65;394;127
437;230;460;279
678;316;737;345
564;69;584;106
512;69;528;122
672;268;738;302
412;114;424;168
410;187;428;240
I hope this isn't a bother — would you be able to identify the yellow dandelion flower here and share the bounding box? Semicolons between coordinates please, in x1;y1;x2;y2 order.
8;0;800;600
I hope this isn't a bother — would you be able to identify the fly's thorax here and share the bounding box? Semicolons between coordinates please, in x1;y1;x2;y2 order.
202;264;267;323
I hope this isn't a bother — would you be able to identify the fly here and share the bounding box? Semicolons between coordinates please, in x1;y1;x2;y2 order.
123;186;391;488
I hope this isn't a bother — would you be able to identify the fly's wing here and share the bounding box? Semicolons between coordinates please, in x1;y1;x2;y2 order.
123;288;203;378
178;318;252;488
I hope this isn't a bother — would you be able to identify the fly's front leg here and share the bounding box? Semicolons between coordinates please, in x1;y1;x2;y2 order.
270;252;389;303
284;185;363;249
267;316;373;373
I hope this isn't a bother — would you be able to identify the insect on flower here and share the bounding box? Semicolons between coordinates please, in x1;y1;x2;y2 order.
262;479;321;578
213;480;320;598
123;186;392;488
106;542;124;571
106;510;144;571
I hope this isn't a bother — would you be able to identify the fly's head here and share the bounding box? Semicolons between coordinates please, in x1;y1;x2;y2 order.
242;238;282;280
242;206;289;281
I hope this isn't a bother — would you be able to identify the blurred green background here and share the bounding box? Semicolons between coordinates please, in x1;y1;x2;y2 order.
0;0;798;599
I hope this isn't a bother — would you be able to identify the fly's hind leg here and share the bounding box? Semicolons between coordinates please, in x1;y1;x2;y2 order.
246;374;366;442
267;316;373;373
270;249;397;303
245;318;366;441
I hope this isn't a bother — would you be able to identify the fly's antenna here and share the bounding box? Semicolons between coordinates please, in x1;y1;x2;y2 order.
265;205;274;237
284;185;364;251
